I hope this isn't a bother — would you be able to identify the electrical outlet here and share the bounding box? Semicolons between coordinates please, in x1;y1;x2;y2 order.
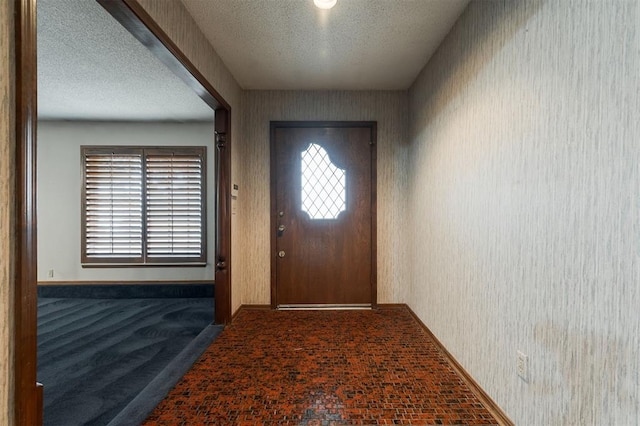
48;269;54;278
517;350;529;382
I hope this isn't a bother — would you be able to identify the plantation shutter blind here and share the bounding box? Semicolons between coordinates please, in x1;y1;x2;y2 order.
82;148;144;262
145;149;205;262
81;146;207;265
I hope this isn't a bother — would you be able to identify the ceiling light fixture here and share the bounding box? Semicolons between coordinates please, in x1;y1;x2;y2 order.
314;0;337;10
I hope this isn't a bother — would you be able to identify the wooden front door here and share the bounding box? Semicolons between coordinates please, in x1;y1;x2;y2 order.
271;122;376;307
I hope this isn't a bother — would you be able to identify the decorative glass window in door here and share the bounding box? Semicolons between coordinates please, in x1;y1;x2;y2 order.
301;143;346;219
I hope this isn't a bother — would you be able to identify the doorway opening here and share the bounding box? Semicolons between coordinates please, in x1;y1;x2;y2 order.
14;0;232;423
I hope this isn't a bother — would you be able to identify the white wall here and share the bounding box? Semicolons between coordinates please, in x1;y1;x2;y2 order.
408;0;640;424
37;121;216;282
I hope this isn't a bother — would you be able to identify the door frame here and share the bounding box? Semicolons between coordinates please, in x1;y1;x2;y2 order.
269;121;377;309
14;0;233;422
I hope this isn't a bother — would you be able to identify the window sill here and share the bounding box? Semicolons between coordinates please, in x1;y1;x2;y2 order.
82;262;208;268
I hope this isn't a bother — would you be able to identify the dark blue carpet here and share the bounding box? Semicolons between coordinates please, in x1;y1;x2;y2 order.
38;296;215;426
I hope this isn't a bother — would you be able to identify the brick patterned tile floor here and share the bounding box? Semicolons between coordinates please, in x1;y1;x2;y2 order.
144;308;499;425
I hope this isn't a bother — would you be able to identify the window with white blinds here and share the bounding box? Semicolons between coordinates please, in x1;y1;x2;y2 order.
81;146;207;265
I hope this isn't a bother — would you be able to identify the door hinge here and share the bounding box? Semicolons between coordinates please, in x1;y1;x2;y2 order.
215;131;227;149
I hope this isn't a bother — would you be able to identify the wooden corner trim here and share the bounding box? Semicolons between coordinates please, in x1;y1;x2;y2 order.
15;0;40;422
398;304;514;426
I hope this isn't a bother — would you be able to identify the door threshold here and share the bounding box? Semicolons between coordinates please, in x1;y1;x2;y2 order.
278;304;372;310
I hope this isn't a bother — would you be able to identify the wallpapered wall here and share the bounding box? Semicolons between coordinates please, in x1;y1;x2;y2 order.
408;0;639;424
238;91;409;305
135;0;244;313
0;0;14;422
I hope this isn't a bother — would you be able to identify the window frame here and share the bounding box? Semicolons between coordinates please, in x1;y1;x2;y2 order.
80;145;207;267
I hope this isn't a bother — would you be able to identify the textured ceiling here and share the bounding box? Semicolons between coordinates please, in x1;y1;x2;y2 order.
37;0;213;121
37;0;470;120
181;0;470;90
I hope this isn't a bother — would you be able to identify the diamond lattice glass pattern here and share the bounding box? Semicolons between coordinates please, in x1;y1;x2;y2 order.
301;143;346;219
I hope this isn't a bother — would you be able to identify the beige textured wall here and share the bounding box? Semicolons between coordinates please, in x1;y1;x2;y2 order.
238;91;409;305
0;0;15;423
135;0;244;313
408;1;640;424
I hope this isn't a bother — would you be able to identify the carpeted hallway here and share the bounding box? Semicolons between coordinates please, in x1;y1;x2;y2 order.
145;308;500;425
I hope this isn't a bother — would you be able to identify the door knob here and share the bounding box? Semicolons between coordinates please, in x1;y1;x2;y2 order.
278;250;286;258
278;224;286;232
